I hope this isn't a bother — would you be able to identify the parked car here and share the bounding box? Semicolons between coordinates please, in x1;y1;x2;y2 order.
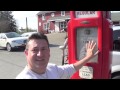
0;32;27;52
111;26;120;79
21;32;37;38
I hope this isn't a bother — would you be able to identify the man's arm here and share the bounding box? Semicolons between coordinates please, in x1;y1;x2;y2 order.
73;40;99;71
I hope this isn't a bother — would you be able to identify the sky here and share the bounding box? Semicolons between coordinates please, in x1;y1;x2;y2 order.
12;11;39;30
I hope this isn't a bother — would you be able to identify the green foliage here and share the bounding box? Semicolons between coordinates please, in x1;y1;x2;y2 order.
0;11;17;33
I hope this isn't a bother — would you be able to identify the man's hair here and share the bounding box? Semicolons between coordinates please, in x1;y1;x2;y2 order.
25;32;49;50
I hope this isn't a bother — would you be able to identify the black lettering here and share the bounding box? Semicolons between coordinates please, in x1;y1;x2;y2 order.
80;11;82;15
83;11;85;15
77;12;79;16
90;11;95;14
84;11;86;15
79;11;96;15
86;11;89;14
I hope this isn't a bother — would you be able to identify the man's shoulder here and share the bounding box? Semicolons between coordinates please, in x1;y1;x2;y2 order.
47;63;60;70
47;63;57;67
15;66;32;79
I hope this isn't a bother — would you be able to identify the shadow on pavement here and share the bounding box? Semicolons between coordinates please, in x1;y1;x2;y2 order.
0;47;24;52
12;48;25;52
0;48;5;51
49;44;59;47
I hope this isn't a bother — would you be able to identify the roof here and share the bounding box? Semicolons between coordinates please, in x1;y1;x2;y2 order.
37;11;56;15
47;15;70;22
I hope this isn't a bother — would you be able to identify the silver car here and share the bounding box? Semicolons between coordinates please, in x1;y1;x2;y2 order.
21;32;37;38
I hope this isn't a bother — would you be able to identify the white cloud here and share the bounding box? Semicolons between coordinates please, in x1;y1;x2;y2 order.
12;11;39;30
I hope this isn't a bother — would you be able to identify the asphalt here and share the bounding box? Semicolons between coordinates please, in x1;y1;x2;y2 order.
46;32;67;65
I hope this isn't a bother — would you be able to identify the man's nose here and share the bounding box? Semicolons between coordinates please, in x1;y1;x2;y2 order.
37;50;44;57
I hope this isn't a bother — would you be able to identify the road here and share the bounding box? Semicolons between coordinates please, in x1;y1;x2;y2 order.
0;32;66;79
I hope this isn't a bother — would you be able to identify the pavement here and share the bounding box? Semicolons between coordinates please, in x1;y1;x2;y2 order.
46;32;67;65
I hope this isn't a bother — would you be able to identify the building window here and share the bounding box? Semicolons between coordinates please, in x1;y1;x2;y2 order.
61;11;65;16
47;22;50;29
113;21;120;26
60;22;67;29
43;23;47;30
51;13;54;17
43;22;50;30
42;14;45;20
39;22;41;26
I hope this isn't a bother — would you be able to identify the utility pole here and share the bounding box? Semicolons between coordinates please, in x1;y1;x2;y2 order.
26;17;28;32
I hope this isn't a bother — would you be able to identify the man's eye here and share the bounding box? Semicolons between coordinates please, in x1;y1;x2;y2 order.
42;48;46;50
42;47;48;50
32;49;39;52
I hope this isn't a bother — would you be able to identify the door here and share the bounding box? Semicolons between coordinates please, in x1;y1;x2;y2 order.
55;22;59;32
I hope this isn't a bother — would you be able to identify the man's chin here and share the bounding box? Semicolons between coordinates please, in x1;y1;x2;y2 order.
35;64;47;69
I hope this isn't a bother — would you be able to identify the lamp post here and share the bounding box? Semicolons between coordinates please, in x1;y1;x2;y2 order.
26;17;28;32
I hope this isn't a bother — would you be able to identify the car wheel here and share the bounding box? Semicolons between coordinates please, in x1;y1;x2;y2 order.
6;43;12;52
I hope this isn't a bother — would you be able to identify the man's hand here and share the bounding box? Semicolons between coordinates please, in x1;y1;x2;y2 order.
85;40;99;59
73;40;99;71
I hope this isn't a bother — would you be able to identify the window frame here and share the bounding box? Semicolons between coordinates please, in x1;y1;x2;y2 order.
43;22;50;30
61;11;65;16
42;14;45;20
60;21;67;29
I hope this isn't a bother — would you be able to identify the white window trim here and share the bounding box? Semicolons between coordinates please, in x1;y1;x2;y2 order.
60;21;67;29
51;13;55;17
39;22;41;26
42;14;45;20
61;11;65;16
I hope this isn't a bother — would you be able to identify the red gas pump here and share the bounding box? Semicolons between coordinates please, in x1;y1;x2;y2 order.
67;11;113;79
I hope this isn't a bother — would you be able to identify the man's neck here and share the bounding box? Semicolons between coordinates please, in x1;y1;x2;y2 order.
27;65;46;74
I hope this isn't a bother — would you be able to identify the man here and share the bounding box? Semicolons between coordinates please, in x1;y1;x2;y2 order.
16;33;99;79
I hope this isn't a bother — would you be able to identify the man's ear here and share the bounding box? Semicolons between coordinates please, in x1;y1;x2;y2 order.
24;50;28;56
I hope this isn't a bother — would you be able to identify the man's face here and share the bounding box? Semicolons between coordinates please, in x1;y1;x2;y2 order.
25;39;50;73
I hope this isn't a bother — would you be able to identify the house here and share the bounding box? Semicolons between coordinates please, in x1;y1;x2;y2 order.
111;12;120;26
37;11;120;33
37;11;70;33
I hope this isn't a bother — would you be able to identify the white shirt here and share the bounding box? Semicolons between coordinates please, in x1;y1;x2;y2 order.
16;63;76;79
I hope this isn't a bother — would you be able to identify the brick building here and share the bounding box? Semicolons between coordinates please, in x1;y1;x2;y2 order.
111;12;120;26
37;11;120;33
37;11;70;33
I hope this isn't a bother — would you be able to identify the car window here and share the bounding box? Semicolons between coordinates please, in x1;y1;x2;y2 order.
21;33;29;37
5;32;21;38
21;32;37;37
113;29;120;51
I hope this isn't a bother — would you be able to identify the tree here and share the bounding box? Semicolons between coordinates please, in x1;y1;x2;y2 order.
0;11;17;33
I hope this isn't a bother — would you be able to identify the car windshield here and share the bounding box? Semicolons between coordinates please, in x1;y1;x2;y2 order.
113;29;120;40
113;28;120;51
21;32;37;37
5;32;21;38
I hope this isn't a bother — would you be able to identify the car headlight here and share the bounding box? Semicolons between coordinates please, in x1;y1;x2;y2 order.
12;40;17;43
